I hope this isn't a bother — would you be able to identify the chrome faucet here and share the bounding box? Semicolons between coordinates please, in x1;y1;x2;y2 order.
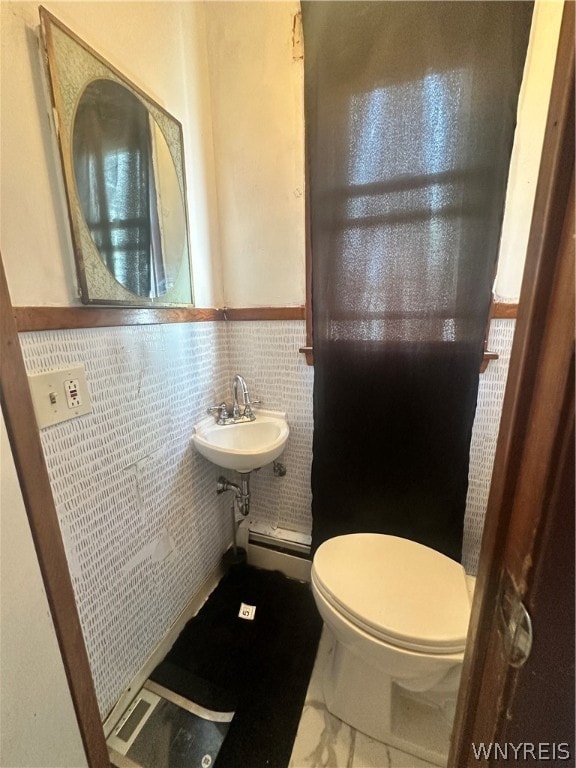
207;375;260;424
233;374;261;420
232;374;250;418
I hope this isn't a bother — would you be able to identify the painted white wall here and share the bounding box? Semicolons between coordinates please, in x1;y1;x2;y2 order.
180;3;225;307
0;0;221;306
204;1;306;307
1;1;563;309
494;0;565;302
0;411;88;768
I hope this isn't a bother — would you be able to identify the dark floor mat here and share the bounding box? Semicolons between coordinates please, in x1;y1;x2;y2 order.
150;562;323;768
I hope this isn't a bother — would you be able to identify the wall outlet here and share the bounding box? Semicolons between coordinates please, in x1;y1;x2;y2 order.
64;379;82;408
28;365;92;429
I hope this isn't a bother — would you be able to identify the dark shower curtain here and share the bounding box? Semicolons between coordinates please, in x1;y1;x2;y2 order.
303;2;533;560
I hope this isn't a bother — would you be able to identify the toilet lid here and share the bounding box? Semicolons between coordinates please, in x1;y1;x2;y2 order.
312;533;471;654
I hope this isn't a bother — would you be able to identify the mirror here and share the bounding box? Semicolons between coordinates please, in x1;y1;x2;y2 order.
72;79;188;298
40;7;193;306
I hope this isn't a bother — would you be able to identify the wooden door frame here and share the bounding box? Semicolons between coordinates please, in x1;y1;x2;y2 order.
449;2;575;764
0;257;110;766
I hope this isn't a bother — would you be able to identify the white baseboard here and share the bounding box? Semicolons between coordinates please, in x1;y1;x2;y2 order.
246;541;311;582
236;518;311;582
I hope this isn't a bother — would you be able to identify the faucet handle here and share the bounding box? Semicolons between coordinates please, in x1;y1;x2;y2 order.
207;402;229;423
243;399;262;419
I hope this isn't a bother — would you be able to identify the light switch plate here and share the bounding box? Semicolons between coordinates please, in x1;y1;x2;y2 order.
28;365;92;429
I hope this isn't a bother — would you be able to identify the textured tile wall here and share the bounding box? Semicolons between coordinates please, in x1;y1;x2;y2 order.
463;319;516;574
19;316;511;715
225;321;314;536
19;323;232;718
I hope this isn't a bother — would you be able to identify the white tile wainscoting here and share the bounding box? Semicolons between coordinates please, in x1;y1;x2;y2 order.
19;316;511;721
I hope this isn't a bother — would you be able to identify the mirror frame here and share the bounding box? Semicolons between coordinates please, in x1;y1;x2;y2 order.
39;7;194;307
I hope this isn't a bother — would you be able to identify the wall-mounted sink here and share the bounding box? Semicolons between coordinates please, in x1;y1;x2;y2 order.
192;409;289;473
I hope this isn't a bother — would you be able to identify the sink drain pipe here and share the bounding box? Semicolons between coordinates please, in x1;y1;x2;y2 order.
217;474;250;558
217;474;250;516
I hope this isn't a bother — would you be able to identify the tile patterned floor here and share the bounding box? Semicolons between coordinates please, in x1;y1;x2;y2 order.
289;629;438;768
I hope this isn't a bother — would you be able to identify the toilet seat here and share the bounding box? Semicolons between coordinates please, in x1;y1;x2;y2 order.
312;534;471;654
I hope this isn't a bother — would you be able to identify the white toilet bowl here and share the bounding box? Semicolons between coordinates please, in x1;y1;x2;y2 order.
311;533;472;765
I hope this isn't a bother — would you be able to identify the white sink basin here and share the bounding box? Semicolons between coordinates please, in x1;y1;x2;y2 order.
192;409;289;473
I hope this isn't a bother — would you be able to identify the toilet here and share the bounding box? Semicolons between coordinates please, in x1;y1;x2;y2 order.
311;533;473;765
